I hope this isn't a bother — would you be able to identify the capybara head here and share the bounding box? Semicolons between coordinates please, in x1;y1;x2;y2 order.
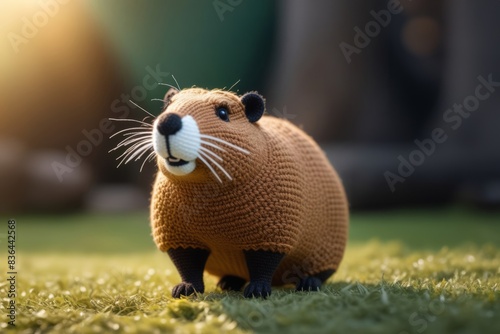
152;88;268;183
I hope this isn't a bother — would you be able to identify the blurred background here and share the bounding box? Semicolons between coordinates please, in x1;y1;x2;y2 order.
1;0;499;216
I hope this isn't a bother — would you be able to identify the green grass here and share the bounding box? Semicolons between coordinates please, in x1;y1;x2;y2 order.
1;208;500;333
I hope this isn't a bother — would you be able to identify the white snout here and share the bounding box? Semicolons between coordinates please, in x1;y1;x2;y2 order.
153;115;201;176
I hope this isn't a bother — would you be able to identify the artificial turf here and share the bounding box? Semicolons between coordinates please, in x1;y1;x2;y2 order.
1;208;499;333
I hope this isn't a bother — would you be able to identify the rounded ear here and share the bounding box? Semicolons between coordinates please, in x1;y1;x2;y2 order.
241;92;265;123
163;88;178;109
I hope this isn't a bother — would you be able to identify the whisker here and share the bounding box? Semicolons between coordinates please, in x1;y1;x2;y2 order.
116;137;152;149
109;118;153;127
131;145;154;163
200;140;227;152
122;131;152;138
116;131;152;141
116;147;145;166
199;134;250;154
151;98;164;102
197;154;222;183
116;131;152;142
140;151;157;172
200;151;232;181
200;146;223;162
116;150;137;167
134;147;154;161
128;100;156;118
110;135;152;152
119;142;153;167
158;82;179;91
171;75;181;90
116;140;151;161
227;79;241;92
110;127;152;138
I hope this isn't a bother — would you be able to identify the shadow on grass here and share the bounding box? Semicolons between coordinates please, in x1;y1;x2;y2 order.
214;281;500;334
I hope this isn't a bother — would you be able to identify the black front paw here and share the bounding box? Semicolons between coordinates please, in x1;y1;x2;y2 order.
172;282;203;298
244;281;272;298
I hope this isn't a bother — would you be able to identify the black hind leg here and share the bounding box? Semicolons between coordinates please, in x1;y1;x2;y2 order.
217;275;247;291
296;269;336;291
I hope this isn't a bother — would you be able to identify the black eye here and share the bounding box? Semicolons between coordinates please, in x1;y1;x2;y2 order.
215;106;230;122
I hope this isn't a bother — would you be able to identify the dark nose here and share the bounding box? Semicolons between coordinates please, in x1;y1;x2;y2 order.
157;113;182;136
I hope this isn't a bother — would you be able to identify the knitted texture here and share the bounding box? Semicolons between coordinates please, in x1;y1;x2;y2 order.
150;88;349;286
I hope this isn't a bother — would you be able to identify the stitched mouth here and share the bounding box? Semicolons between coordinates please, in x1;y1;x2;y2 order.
166;157;189;167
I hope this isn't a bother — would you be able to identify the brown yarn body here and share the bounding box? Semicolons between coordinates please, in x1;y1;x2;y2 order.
150;89;348;285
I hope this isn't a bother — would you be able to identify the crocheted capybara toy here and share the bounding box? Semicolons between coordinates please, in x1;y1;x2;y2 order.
149;87;349;298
